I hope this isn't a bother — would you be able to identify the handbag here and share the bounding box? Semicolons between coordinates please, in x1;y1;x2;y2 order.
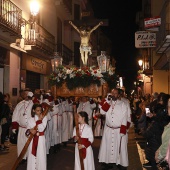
157;159;169;170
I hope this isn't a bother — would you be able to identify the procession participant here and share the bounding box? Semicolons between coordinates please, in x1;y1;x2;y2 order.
69;21;103;65
41;94;52;154
119;89;132;131
73;111;95;170
98;88;128;170
57;97;63;148
77;96;96;128
61;97;69;147
12;91;34;162
46;90;54;104
26;103;47;170
68;97;74;140
93;104;104;137
51;99;60;153
32;89;41;104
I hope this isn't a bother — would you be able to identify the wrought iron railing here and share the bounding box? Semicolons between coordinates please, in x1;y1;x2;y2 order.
156;0;170;49
56;43;73;65
0;0;21;35
25;23;55;55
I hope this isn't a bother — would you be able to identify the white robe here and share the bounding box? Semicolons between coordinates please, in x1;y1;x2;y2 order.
98;99;128;167
42;99;52;154
51;104;60;145
57;101;63;143
27;115;47;170
94;114;105;137
62;101;69;142
12;100;33;159
73;124;95;170
77;101;96;127
68;102;74;139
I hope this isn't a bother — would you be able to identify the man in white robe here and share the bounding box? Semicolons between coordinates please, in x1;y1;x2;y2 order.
12;91;34;161
119;89;132;131
77;96;96;127
98;88;128;169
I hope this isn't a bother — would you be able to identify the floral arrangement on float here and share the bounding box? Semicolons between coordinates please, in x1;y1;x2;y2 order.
48;65;119;90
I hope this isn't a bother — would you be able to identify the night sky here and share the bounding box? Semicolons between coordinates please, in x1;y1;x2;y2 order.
89;0;142;92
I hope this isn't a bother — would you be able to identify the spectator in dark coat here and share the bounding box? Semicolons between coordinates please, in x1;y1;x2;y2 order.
142;93;170;169
0;94;11;150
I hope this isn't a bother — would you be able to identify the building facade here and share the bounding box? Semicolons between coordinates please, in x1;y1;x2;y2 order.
0;0;112;105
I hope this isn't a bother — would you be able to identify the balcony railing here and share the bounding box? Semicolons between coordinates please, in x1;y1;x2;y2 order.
56;43;73;65
156;0;170;50
0;0;21;36
25;23;55;55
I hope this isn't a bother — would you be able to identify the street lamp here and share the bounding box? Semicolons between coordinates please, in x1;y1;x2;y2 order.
138;59;143;68
97;51;110;73
51;52;63;72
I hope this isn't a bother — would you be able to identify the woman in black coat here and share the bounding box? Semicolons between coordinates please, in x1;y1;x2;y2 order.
142;93;170;170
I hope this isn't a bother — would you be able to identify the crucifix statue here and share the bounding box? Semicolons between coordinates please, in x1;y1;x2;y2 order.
69;21;103;66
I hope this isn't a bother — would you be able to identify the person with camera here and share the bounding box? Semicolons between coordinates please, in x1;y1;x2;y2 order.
77;96;96;128
98;88;128;170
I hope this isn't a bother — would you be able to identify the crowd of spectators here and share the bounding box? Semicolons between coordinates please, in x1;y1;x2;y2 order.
130;92;170;169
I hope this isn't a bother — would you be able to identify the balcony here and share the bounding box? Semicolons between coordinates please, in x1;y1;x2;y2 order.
55;0;72;14
0;0;21;42
56;43;73;65
24;23;55;56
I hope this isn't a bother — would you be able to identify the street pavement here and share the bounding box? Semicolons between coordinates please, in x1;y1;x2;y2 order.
0;126;149;170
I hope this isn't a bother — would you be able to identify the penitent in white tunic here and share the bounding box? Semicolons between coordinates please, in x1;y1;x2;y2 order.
73;124;95;170
26;115;47;170
12;100;33;159
98;99;128;167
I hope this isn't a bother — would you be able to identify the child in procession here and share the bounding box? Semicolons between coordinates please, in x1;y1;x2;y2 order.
26;103;47;170
73;111;95;170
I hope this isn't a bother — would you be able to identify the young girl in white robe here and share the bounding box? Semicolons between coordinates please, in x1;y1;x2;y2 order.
73;111;95;170
26;103;47;170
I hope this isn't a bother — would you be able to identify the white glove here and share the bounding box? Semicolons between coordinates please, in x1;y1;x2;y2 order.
12;129;16;134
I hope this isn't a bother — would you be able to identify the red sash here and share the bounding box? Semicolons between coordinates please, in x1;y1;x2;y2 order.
80;137;91;159
32;120;44;156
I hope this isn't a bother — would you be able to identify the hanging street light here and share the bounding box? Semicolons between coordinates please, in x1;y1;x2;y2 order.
97;51;110;73
51;52;63;72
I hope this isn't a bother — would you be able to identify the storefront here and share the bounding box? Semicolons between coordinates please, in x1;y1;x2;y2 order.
21;53;51;92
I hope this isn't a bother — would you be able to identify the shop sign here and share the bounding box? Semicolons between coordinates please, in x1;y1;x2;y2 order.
135;31;156;48
22;54;47;74
144;16;161;28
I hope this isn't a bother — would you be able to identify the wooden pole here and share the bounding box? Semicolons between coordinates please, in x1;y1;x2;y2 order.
11;103;52;170
73;105;84;170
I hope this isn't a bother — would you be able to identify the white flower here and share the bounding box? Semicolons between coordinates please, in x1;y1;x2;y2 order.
70;73;75;78
63;75;67;79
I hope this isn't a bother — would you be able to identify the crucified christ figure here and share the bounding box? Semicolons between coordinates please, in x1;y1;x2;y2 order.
69;21;103;65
